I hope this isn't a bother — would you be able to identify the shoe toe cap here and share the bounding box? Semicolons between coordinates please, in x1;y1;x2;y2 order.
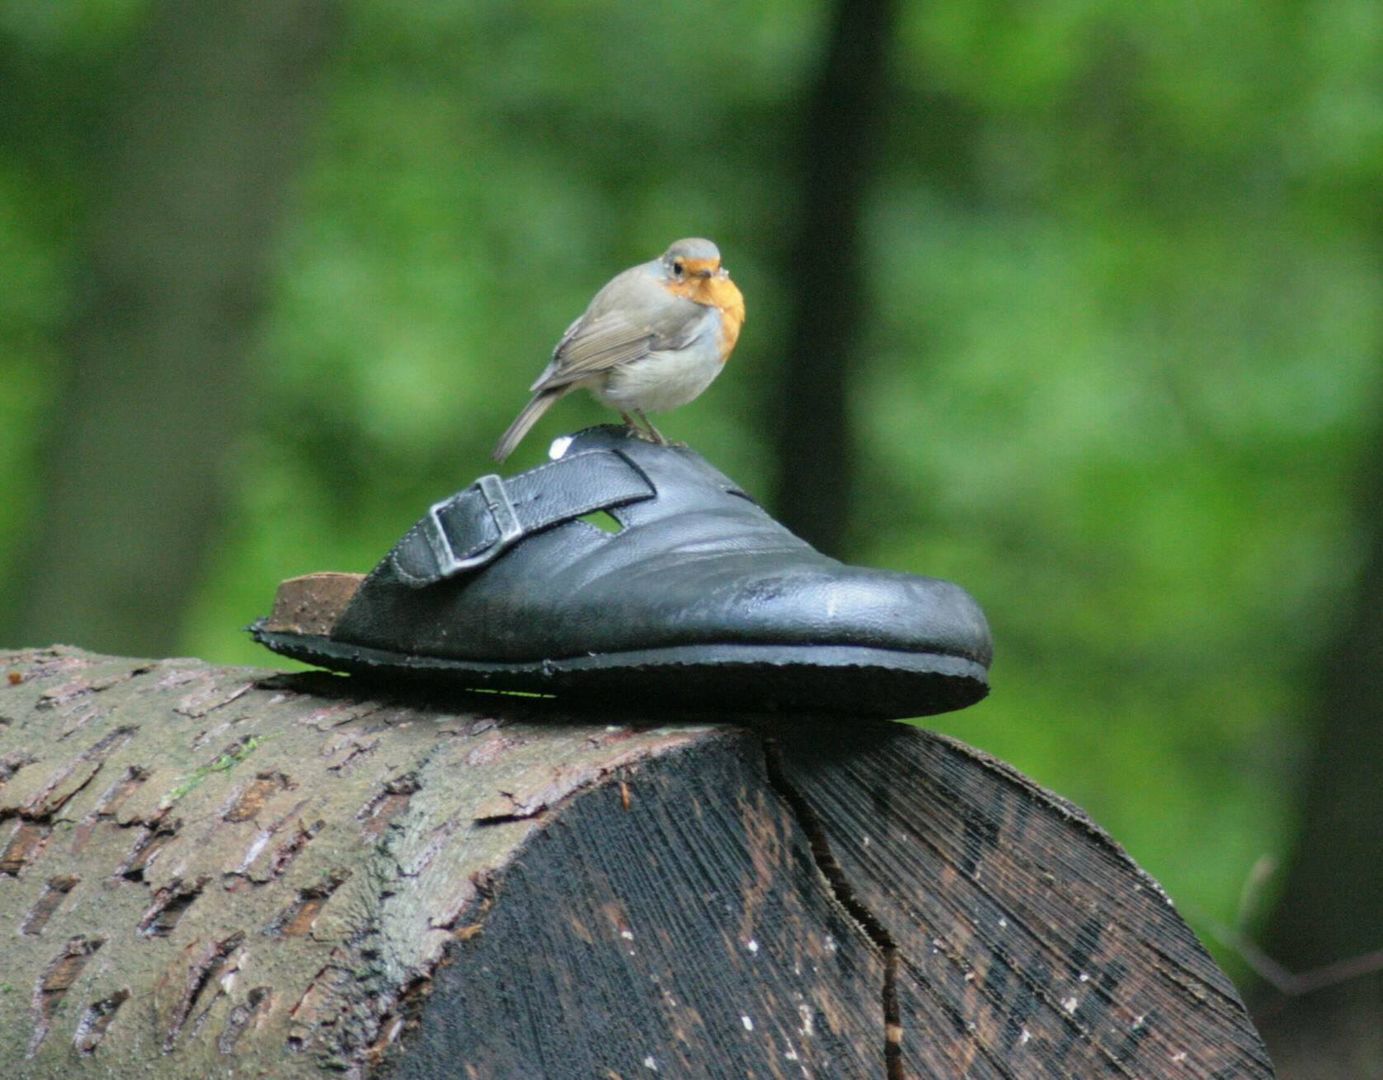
684;563;991;667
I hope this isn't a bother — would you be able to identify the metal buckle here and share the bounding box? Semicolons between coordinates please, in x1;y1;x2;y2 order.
425;474;524;577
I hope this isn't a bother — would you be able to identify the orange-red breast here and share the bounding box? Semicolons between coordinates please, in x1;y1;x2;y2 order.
493;238;745;462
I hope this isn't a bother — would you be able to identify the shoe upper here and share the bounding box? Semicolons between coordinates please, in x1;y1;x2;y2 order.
332;426;993;667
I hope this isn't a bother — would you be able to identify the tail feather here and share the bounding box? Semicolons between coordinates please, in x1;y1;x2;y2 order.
493;391;562;462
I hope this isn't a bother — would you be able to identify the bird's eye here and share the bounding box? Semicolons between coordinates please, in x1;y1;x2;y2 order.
671;260;684;277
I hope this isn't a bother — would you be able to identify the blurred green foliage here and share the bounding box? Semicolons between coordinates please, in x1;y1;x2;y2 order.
1;0;1379;984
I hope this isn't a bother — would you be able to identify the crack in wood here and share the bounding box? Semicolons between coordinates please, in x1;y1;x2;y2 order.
217;985;271;1055
361;973;432;1069
285;950;370;1058
222;770;294;823
71;765;149;855
432;868;498;935
114;817;180;883
22;760;103;820
164;932;246;1051
1;819;53;875
174;678;254;719
139;875;211;936
20;874;80;935
357;775;419;839
762;736;904;1080
0;749;38;788
28;934;105;1057
6;727;138;832
267;817;323;879
35;665;147;723
471;750;665;825
269;871;351;937
36;680;98;710
326;736;380;774
222;798;318;890
72;988;130;1055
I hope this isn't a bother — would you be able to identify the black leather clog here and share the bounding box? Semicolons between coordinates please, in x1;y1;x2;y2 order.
251;426;992;718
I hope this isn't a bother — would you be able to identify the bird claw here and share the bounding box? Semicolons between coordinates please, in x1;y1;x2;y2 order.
627;427;679;448
622;411;673;447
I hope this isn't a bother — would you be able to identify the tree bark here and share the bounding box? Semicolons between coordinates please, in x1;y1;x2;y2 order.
1;647;1270;1077
772;0;897;558
2;0;337;656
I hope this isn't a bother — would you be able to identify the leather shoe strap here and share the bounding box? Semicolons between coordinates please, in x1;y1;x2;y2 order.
391;449;655;586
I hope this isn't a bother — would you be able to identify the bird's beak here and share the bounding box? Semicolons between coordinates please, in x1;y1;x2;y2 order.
716;266;730;279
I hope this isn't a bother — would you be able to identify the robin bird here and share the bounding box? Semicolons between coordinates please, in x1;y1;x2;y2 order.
493;237;745;462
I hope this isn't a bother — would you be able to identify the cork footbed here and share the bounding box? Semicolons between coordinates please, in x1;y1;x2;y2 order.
260;573;366;637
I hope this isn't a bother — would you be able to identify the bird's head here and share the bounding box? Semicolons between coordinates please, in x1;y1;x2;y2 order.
662;238;729;281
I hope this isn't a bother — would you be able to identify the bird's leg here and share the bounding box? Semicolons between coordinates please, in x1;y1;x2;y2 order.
633;410;668;446
619;411;638;434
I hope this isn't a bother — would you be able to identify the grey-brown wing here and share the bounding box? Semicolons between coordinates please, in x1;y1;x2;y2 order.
531;280;713;392
529;311;655;391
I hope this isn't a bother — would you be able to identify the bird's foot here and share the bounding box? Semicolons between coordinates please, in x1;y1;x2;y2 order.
633;410;670;446
627;429;674;446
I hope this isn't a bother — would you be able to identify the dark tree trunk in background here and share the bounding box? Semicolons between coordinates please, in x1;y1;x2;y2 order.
1256;434;1383;1077
2;0;338;656
772;0;897;557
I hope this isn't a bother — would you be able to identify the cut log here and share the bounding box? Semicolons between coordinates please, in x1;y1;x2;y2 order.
0;647;1273;1077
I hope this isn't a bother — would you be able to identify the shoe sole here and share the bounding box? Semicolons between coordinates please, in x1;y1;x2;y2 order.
250;624;988;719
